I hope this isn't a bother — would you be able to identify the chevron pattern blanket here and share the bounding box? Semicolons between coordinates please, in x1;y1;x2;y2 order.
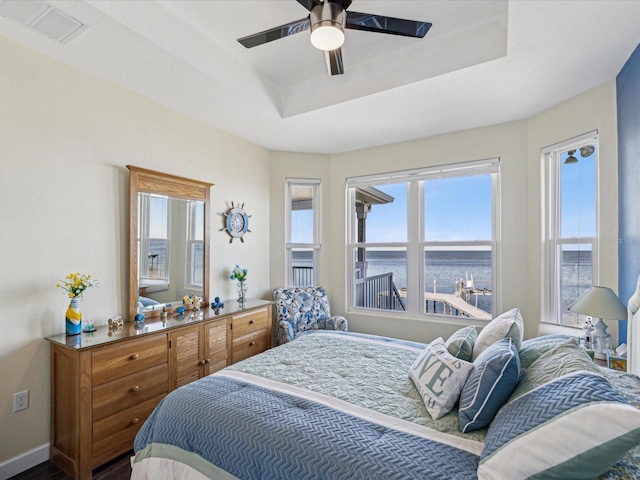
133;332;483;479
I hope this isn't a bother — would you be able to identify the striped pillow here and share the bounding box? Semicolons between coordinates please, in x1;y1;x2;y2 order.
458;337;520;433
478;372;640;479
445;325;477;362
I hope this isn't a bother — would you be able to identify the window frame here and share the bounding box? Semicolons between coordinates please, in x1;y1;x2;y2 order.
187;200;204;288
285;178;321;288
542;130;599;326
138;193;171;286
346;159;500;319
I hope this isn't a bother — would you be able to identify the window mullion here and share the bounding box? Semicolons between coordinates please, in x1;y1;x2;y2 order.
406;181;421;316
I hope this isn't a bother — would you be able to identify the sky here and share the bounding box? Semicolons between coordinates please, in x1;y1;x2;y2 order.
365;176;492;243
291;145;596;245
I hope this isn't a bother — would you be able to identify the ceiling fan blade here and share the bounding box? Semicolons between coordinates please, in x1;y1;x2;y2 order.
325;48;344;76
336;0;354;9
297;0;321;12
346;11;432;38
238;17;310;48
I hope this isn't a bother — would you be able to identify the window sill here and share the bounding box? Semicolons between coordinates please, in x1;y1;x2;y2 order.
537;322;580;338
346;306;491;326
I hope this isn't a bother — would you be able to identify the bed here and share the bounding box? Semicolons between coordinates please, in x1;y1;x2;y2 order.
131;323;640;479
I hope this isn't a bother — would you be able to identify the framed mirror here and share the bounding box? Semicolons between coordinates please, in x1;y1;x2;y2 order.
128;166;213;319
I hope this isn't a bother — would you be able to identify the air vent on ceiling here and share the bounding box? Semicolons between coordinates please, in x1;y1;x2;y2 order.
0;0;88;44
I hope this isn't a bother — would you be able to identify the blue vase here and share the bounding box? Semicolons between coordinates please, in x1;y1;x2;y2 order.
65;297;82;335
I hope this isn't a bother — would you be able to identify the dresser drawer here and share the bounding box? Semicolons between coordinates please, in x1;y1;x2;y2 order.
92;363;168;421
92;394;164;468
92;334;168;385
232;329;269;363
232;308;269;338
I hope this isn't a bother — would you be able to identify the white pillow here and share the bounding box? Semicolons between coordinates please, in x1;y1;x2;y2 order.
409;338;473;419
472;308;524;360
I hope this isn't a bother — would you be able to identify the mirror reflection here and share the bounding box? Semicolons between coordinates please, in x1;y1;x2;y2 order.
137;193;205;311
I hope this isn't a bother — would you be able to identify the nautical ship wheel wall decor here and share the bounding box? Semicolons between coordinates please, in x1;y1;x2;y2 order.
220;201;251;243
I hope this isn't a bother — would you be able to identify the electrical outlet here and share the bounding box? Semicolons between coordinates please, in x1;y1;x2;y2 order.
13;390;29;412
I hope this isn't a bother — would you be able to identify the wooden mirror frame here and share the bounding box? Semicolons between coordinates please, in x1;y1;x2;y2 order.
128;165;213;320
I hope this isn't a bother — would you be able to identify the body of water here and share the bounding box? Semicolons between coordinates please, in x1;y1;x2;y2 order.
293;250;591;321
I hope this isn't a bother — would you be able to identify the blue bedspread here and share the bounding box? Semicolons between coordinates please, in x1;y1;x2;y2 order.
133;331;482;479
134;374;479;479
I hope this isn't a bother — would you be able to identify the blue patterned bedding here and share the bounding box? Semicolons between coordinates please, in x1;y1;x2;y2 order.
132;331;640;479
133;331;484;479
134;374;479;479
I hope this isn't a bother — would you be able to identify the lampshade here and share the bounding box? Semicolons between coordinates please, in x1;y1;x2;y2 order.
568;286;627;320
310;23;344;51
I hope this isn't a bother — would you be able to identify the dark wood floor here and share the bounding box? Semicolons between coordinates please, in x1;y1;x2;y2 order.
8;451;132;480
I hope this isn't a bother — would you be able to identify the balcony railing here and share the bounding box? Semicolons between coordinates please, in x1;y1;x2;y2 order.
292;267;406;311
355;272;406;311
291;266;314;287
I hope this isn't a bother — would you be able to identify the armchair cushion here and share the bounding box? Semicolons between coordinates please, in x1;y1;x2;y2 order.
273;287;348;345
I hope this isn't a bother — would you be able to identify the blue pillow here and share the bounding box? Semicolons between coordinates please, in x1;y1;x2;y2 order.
458;337;520;433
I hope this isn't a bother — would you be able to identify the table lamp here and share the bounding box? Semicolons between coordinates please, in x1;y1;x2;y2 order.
568;286;628;359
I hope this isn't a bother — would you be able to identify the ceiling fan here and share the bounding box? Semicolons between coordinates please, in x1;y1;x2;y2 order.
237;0;432;76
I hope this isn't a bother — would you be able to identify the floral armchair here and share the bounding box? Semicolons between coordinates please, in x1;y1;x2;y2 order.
273;286;348;345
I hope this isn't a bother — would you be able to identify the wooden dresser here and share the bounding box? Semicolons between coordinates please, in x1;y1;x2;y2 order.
46;299;273;480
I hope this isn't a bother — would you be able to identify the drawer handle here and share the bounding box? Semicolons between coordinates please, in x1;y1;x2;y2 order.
131;385;140;393
205;359;211;364
198;359;206;366
130;353;139;361
249;320;255;325
132;417;140;425
249;341;256;347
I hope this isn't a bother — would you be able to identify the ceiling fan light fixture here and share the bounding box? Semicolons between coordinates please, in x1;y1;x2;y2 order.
309;1;346;51
310;22;344;51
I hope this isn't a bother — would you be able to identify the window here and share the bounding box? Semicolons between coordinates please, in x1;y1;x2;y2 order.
544;131;598;326
347;160;499;319
138;194;171;285
188;201;204;287
286;179;320;287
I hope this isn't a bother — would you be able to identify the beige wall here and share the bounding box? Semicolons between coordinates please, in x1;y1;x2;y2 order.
0;37;270;464
527;81;619;340
269;151;331;291
268;83;619;345
326;121;531;342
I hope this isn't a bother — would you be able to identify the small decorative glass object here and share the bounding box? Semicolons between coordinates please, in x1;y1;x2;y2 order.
230;265;248;303
211;297;224;315
237;280;248;303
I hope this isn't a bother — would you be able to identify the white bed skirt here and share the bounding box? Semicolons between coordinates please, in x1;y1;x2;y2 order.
131;457;212;480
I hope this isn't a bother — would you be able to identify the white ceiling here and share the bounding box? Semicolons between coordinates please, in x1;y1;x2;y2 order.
1;0;640;154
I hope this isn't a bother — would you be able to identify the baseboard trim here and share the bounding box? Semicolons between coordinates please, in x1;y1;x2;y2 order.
0;443;49;480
